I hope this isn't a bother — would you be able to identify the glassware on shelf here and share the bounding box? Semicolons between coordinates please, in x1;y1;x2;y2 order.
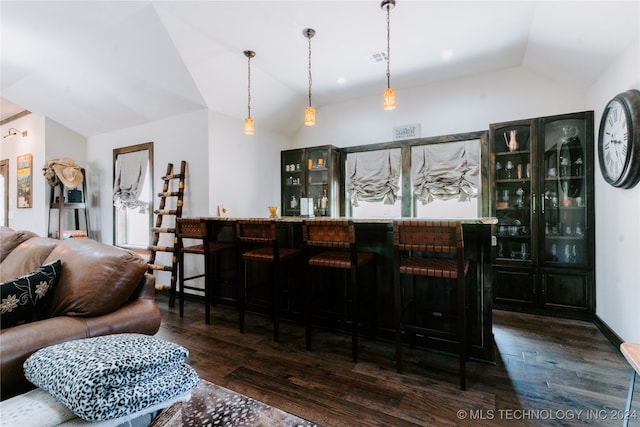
574;157;583;176
515;188;525;207
505;161;514;179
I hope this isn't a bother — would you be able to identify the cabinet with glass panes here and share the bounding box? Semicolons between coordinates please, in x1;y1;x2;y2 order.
281;145;341;217
491;111;595;318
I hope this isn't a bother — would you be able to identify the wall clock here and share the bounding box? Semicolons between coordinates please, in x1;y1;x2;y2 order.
597;89;640;189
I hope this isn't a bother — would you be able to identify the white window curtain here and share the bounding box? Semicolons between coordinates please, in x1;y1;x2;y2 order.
113;150;149;211
412;140;479;204
346;149;401;207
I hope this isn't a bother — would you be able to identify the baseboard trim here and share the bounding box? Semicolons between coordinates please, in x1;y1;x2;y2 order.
593;315;624;350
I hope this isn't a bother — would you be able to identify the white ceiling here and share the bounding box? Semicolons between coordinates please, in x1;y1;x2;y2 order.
1;1;638;137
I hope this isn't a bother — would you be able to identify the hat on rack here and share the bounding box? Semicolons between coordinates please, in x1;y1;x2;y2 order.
44;157;83;189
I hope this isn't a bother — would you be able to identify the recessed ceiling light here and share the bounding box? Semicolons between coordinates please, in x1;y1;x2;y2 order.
442;50;453;60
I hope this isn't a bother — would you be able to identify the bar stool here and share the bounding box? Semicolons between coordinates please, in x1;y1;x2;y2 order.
235;219;302;343
393;219;469;390
621;342;640;427
176;218;236;324
302;219;375;363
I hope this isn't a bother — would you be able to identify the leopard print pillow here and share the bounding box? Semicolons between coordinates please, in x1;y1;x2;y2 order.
23;333;199;421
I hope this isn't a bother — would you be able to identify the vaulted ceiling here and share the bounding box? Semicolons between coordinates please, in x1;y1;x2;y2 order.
1;1;638;137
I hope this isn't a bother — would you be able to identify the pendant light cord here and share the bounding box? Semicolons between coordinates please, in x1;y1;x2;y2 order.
307;35;313;108
247;54;252;118
386;4;391;89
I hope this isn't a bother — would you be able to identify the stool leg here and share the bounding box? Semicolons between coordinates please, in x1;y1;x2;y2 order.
458;275;467;391
273;261;281;343
238;257;246;334
624;369;636;427
204;253;211;325
350;266;358;363
394;268;402;373
305;264;312;351
178;251;185;318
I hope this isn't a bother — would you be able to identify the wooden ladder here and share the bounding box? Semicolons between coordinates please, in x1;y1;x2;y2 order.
147;161;186;307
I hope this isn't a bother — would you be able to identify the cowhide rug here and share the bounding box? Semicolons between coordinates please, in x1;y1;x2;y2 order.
159;380;318;427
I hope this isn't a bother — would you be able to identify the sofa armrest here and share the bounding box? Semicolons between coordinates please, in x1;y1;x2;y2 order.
0;273;161;400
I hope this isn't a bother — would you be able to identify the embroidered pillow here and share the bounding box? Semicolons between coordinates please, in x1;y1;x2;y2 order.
24;334;200;421
0;260;61;329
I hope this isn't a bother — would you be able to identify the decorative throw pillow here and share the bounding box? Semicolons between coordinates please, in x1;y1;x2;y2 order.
0;260;61;329
24;334;200;422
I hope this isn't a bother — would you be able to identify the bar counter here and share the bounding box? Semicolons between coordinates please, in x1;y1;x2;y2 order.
201;216;497;362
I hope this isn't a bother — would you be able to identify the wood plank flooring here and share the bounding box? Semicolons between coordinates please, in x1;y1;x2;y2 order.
154;293;637;426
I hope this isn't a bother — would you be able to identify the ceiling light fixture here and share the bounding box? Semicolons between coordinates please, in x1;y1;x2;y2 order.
303;28;316;126
2;127;27;139
243;50;256;135
381;0;396;111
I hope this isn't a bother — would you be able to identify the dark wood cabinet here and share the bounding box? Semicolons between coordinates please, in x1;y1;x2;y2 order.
491;111;595;318
281;145;342;217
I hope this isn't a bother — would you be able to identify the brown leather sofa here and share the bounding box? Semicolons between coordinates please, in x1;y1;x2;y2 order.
0;227;161;400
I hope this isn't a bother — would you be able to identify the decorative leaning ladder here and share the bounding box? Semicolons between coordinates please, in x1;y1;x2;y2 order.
147;161;186;307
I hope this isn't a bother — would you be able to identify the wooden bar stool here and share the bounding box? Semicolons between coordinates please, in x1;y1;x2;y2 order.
393;219;469;390
621;343;640;427
302;219;375;363
235;219;302;343
176;218;236;324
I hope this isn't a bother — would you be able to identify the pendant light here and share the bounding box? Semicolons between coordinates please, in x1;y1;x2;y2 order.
381;0;396;110
303;28;316;126
244;50;255;135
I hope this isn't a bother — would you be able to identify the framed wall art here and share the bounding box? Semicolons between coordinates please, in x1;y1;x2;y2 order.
17;154;32;208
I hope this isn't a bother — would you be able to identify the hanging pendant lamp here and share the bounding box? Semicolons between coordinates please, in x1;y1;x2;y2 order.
303;28;316;126
381;0;396;110
244;50;256;135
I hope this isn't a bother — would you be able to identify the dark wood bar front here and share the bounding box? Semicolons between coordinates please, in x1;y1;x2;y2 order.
202;217;496;363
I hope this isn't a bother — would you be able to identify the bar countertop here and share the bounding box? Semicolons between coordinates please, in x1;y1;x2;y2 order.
202;216;497;225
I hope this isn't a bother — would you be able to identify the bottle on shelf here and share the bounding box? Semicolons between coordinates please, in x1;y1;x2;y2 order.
320;188;328;216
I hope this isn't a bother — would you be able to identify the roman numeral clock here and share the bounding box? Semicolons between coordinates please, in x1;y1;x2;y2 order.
598;89;640;189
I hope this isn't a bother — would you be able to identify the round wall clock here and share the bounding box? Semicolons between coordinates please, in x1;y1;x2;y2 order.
597;89;640;189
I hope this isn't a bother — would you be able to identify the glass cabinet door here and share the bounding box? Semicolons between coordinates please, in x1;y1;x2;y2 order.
281;150;304;217
307;147;331;216
493;122;534;263
540;116;588;267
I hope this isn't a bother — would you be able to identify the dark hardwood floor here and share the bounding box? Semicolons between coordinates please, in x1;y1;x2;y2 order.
154;293;636;426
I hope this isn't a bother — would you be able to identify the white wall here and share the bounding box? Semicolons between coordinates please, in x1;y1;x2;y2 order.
87;109;210;243
1;114;61;235
292;66;587;148
208;111;290;218
587;36;640;343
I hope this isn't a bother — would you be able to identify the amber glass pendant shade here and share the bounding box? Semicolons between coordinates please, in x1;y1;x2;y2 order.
244;117;254;135
304;106;316;126
383;87;396;111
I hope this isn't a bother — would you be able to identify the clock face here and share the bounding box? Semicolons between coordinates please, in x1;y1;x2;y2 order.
598;89;640;189
600;99;629;182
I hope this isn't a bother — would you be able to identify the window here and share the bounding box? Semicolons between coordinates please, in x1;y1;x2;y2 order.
346;148;401;218
113;143;153;248
412;139;481;218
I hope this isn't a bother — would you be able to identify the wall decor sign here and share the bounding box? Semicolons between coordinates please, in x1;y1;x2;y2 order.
17;154;32;208
393;124;421;141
